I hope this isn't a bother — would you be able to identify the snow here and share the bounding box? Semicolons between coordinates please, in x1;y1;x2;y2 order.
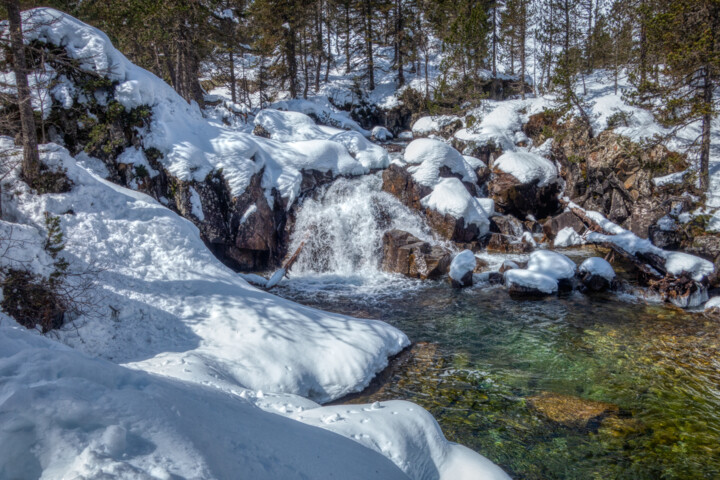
188;187;204;221
0;139;508;480
16;8;373;211
504;269;558;294
492;151;559;187
420;178;492;235
449;250;477;285
412;115;462;136
329;131;390;170
581;208;714;282
554;227;585;247
526;250;576;281
0;325;408;480
404;138;477;187
371;126;393;141
116;147;158;177
579;257;616;281
704;296;720;311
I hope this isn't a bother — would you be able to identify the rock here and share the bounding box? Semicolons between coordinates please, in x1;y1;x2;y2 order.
485;233;534;253
252;124;271;138
381;230;452;280
528;392;619;429
543;211;587;241
425;209;482;243
488;272;505;285
505;269;559;297
488;170;562;219
491;214;526;237
371;126;393;141
381;164;432;211
448;250;477;288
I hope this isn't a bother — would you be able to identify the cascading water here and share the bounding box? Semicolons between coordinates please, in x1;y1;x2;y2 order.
284;173;446;291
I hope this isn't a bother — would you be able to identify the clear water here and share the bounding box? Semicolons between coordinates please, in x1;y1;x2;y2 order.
274;175;720;479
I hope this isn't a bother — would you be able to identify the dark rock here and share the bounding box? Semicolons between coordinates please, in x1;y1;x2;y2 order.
488;272;505;285
488;171;562;219
485;233;534;253
542;211;587;241
425;209;481;243
528;392;620;429
579;272;611;292
491;214;526;237
252;124;271;138
449;270;474;288
381;230;452;279
381;164;432;211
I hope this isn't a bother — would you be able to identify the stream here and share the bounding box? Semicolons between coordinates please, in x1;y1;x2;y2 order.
272;174;720;480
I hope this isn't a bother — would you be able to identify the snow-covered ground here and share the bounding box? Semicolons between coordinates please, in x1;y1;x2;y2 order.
0;8;512;479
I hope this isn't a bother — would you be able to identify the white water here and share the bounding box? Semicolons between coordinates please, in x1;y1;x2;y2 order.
283;174;447;294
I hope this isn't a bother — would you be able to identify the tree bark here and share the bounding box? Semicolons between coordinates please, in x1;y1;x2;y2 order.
364;0;375;90
5;0;40;184
699;67;713;191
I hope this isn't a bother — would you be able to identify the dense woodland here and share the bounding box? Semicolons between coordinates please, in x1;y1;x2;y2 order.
1;0;719;187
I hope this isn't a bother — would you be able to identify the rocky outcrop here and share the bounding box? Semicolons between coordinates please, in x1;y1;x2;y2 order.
542;211;587;241
381;164;432;211
381;230;452;279
488;171;562;219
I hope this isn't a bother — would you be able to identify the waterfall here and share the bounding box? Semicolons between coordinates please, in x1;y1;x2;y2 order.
286;173;441;283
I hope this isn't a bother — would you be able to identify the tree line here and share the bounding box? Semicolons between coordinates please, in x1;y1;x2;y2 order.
1;0;719;189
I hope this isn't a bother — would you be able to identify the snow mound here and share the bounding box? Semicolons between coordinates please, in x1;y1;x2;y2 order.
420;178;492;235
579;257;616;281
371;126;393;141
0;325;407;480
254;109;332;142
294;400;510;480
329;130;389;170
453;101;528;152
526;250;576;280
554;227;585;247
704;296;720;311
504;269;558;294
270;97;369;135
493;151;559;187
404;138;477;187
449;250;477;284
412;115;462;136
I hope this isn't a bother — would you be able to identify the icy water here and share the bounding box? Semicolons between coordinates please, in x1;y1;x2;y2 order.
273;174;720;479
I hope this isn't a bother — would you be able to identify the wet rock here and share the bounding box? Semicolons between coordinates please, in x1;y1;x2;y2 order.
528;392;620;429
381;164;432;211
488;272;505;285
425;209;482;243
542;211;586;241
579;271;612;292
381;229;452;280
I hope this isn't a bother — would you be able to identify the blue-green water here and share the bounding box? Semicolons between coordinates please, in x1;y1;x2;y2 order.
276;280;720;479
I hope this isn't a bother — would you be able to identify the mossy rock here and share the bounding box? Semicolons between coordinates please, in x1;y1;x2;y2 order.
528;392;620;429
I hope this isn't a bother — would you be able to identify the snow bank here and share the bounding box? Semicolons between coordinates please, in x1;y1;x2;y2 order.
371;126;393;141
704;296;720;311
0;325;407;480
270;97;369;136
420;178;492;235
493;151;559;187
329;130;390;170
404;138;477;187
453;101;527;152
255;109;333;142
579;257;616;281
504;269;558;294
449;250;477;285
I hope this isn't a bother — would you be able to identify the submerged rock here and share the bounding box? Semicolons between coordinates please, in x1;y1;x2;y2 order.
381;230;452;280
529;392;620;429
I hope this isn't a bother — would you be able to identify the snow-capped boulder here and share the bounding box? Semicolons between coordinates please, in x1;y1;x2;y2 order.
412;115;464;138
420;178;492;241
505;269;558;296
578;257;616;291
404;138;478;188
554;227;585;247
488;151;562;218
527;250;577;291
449;250;477;288
542;211;587;241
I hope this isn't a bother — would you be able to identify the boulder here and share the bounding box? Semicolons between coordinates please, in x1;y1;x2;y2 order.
448;250;477;288
578;257;616;292
381;230;452;280
488;171;562;219
485;233;534;253
542;211;587;241
381;164;432;211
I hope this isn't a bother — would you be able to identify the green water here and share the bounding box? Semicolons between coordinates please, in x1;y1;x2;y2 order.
277;282;720;479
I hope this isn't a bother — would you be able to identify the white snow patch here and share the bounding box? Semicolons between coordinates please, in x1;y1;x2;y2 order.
449;250;477;285
504;269;558;294
404;138;477;187
579;257;616;281
420;178;491;235
493;151;559;187
554;227;585;247
188;187;204;221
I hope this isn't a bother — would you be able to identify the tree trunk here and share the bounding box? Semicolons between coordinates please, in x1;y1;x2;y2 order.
364;0;375;90
285;25;298;99
229;50;237;104
315;0;322;93
520;5;527;100
345;2;351;74
699;68;713;191
492;3;497;77
396;0;404;86
5;0;40;184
